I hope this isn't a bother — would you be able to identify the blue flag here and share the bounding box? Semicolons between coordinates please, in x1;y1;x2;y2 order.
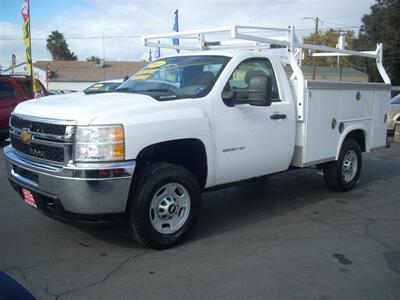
172;9;179;53
155;40;161;59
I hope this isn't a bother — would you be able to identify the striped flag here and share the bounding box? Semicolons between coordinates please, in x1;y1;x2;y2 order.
21;0;43;97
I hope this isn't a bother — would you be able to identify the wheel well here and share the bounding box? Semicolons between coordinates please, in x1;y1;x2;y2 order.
345;129;366;152
135;139;208;188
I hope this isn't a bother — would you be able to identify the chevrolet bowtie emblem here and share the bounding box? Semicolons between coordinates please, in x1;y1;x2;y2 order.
20;130;32;143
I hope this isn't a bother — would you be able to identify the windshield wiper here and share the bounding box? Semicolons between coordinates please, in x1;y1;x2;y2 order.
114;88;131;93
141;88;177;96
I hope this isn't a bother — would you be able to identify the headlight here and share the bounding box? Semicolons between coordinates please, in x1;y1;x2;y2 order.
74;125;125;162
388;109;397;118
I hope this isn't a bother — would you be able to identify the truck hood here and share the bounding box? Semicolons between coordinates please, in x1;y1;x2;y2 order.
13;92;158;125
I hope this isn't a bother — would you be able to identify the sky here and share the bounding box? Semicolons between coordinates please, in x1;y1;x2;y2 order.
0;0;376;69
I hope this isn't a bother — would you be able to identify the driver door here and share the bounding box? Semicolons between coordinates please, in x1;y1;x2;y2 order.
213;58;294;185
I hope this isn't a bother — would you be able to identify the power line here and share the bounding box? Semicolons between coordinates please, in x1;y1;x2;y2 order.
341;57;366;72
318;19;360;29
0;35;143;41
0;26;362;41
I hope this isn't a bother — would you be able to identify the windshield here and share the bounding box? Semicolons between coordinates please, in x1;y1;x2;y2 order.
84;82;122;94
116;55;229;100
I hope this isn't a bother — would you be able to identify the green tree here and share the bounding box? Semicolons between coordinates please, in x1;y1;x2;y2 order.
86;56;100;62
46;31;77;61
302;29;356;68
352;0;400;84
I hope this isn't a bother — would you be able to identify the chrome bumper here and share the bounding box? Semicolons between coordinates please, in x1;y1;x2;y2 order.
3;145;134;216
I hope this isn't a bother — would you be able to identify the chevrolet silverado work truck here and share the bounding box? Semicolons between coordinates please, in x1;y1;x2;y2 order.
3;26;391;249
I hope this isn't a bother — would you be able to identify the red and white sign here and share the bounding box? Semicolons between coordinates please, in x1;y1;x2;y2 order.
22;188;37;208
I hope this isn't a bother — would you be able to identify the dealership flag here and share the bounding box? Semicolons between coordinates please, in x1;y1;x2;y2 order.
21;0;43;97
155;40;161;59
172;9;179;53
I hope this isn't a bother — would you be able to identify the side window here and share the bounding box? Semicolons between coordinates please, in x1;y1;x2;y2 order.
225;58;280;102
16;80;33;97
0;82;17;100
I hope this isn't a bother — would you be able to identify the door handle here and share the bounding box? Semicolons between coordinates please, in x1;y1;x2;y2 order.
270;113;287;120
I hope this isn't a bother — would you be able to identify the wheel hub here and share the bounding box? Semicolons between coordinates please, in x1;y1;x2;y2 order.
149;183;191;234
342;150;358;182
157;196;178;220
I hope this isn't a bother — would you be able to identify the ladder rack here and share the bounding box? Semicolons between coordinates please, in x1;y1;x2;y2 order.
142;25;391;121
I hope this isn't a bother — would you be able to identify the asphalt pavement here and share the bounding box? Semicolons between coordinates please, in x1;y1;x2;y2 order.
0;140;399;300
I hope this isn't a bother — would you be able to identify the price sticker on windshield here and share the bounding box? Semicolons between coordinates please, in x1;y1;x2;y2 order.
137;69;157;75
131;75;150;80
147;60;166;68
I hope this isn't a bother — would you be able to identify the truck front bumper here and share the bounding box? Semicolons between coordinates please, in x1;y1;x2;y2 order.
3;146;135;222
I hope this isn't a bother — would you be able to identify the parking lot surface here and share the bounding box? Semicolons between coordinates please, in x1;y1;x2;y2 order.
0;140;399;300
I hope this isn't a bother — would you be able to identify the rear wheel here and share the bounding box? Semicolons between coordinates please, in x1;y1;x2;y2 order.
323;139;362;192
126;163;201;249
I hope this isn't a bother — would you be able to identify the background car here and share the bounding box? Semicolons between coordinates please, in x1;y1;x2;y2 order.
388;94;400;134
48;89;78;95
83;79;124;94
0;75;48;142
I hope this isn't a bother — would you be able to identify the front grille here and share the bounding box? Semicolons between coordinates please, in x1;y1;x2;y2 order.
10;135;65;162
9;114;75;164
10;115;66;136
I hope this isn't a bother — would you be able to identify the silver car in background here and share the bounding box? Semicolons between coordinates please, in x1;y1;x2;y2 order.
83;79;124;94
388;94;400;133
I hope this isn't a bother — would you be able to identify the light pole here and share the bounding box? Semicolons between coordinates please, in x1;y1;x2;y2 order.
304;17;319;80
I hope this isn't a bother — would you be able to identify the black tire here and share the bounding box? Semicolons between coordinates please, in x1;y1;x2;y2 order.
323;139;362;192
126;163;201;249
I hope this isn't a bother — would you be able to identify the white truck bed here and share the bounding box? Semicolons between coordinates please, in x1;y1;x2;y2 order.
291;80;391;167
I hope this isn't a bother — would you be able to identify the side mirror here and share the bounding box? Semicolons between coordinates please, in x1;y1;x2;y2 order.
248;75;272;107
221;90;234;101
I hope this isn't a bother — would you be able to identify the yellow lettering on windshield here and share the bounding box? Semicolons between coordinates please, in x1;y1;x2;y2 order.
147;60;166;68
137;69;157;75
131;75;150;80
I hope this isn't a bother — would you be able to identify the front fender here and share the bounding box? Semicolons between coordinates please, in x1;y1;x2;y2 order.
124;107;215;185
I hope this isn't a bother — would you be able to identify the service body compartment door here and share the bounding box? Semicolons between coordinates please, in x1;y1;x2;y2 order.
303;88;342;164
371;89;390;148
300;81;390;166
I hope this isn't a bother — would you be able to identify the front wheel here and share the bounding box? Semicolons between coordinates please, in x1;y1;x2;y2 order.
323;139;362;192
126;163;201;249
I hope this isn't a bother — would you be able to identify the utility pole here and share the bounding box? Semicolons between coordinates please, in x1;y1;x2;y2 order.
337;29;341;68
103;32;106;81
304;17;319;80
312;17;319;80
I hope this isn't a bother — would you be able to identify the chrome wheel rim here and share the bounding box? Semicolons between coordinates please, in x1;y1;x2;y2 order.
342;150;358;183
149;183;191;234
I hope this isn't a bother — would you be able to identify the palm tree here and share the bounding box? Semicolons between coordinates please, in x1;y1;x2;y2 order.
46;31;77;61
86;56;100;62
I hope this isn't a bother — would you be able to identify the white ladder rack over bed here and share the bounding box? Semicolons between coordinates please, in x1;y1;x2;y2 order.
142;25;391;121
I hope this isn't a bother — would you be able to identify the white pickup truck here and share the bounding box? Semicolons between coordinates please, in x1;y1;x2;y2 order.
3;25;391;249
